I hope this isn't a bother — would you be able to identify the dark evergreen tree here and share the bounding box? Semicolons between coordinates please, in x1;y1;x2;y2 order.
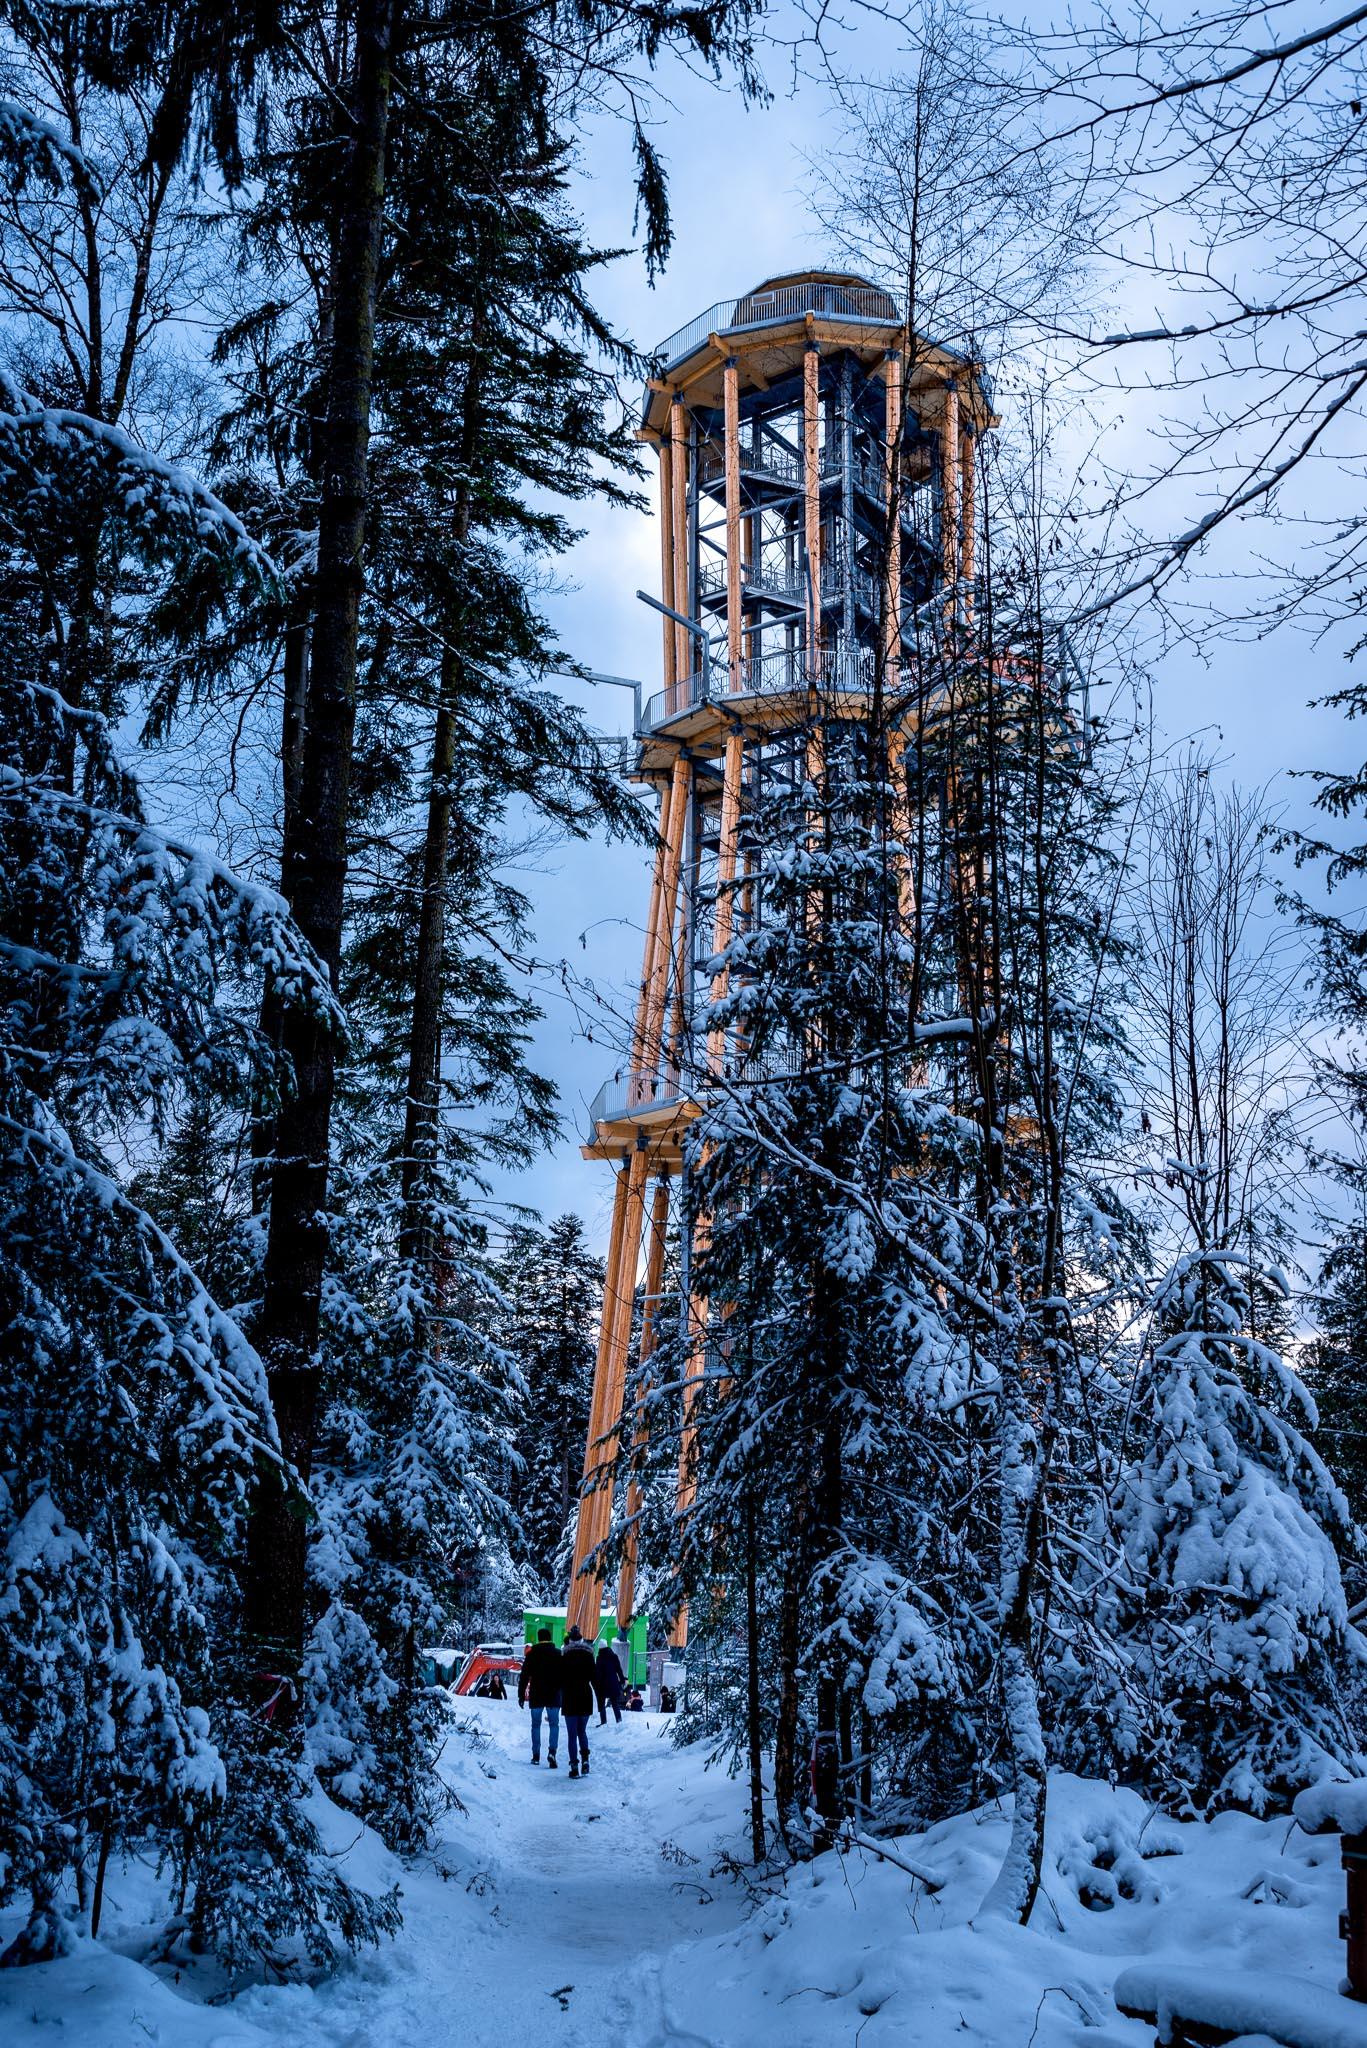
501;1215;604;1593
1084;1243;1358;1814
0;372;381;1962
1304;1205;1367;1567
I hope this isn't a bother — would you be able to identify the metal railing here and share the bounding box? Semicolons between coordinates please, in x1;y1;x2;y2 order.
698;556;804;606
821;552;879;615
583;1062;685;1142
640;669;707;732
654;281;902;375
638;640;886;733
699;439;805;492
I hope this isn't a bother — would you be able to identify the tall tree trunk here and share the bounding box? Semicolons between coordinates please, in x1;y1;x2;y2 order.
773;1475;807;1850
247;0;398;1671
977;631;1056;1927
978;1352;1048;1922
811;1411;844;1848
744;1494;766;1863
398;354;482;1266
252;615;310;1216
398;651;459;1264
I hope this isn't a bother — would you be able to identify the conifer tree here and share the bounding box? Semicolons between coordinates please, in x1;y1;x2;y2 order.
0;374;360;1962
502;1215;604;1593
1094;1240;1357;1813
1306;1208;1367;1542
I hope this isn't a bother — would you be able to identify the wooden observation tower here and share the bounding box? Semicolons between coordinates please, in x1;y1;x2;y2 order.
565;271;992;1645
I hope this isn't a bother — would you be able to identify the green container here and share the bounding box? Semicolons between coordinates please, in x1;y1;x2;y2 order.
523;1606;648;1688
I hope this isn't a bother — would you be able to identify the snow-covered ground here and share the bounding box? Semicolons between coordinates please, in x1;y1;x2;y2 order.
1;1696;1355;2046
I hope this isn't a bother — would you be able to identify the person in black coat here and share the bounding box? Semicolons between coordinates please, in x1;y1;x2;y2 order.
559;1626;597;1778
517;1629;562;1767
593;1641;625;1727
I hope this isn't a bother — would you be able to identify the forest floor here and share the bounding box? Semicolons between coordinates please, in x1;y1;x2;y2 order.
0;1696;1356;2047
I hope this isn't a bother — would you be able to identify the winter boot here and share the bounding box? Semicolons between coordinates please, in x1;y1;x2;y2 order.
568;1764;579;1779
581;1756;590;1775
548;1754;557;1769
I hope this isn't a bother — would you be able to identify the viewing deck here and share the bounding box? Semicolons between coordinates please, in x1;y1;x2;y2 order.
580;1063;699;1167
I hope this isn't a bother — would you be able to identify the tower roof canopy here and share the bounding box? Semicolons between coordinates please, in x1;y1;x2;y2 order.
642;270;993;437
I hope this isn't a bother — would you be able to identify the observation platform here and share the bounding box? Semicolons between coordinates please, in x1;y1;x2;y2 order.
633;644;882;782
580;1064;699;1169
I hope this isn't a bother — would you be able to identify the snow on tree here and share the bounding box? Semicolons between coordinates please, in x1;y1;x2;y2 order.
501;1215;603;1594
1088;1241;1361;1814
0;382;370;1961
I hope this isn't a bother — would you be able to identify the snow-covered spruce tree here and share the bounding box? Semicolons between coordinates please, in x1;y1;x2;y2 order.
1077;758;1362;1812
174;32;651;1854
1098;1239;1358;1812
212;0;760;1724
1305;1204;1367;1545
500;1216;603;1595
0;379;397;1964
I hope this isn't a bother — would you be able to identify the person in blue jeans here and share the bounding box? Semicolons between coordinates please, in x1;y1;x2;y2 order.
560;1625;597;1779
517;1628;562;1767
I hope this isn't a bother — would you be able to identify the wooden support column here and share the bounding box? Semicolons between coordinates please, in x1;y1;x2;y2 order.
960;426;976;619
941;381;960;609
713;352;744;1043
567;1164;633;1635
670;393;691;688
616;1177;671;1631
840;354;856;656
804;341;822;677
884;350;902;691
580;1146;650;1579
629;767;679;1083
670;1212;711;1653
659;441;677;705
706;729;745;1073
640;754;691;1079
724;358;743;694
888;731;916;928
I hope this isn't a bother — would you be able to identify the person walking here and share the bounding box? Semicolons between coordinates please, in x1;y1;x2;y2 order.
593;1640;625;1727
560;1625;597;1779
517;1627;562;1767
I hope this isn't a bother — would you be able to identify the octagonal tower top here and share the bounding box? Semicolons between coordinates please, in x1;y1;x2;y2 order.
640;268;994;439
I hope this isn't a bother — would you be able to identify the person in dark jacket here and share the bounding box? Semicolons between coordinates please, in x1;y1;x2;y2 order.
593;1641;625;1727
559;1626;597;1778
517;1629;562;1767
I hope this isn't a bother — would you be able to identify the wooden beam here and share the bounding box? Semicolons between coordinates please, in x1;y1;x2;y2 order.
960;427;976;612
804;342;822;674
884;349;903;692
888;730;916;928
579;1146;650;1598
670;1213;711;1653
941;381;960;604
629;769;678;1076
724;358;742;694
640;754;691;1079
658;440;676;699
707;729;745;1073
670;394;690;686
616;1176;671;1631
566;1165;633;1633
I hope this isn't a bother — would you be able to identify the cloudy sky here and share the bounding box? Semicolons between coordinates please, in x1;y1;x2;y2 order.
487;6;1363;1247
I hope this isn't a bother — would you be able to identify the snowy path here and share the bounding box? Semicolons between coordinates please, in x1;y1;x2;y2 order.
233;1698;752;2048
3;1715;1354;2048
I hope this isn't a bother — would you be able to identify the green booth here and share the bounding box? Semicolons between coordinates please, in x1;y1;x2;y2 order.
523;1607;648;1689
